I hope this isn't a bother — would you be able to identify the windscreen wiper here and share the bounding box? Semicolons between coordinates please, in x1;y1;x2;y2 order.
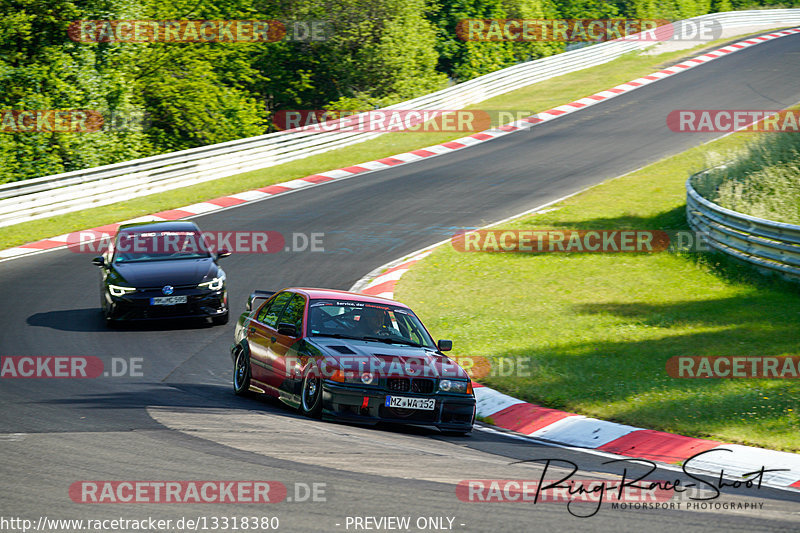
361;336;423;347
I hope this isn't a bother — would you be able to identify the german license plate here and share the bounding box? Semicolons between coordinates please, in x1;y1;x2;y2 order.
385;396;435;410
150;295;187;306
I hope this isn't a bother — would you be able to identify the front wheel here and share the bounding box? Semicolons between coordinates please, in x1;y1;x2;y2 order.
300;366;322;418
233;349;251;396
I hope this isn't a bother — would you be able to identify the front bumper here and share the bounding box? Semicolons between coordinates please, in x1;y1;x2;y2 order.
105;286;227;321
321;381;476;432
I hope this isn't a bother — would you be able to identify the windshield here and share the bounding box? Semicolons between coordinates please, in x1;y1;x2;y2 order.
112;231;211;263
307;299;436;348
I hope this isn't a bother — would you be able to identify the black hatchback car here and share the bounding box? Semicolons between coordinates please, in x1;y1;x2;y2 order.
93;221;230;325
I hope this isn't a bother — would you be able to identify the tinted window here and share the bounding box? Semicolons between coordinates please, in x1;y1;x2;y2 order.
257;292;293;328
278;294;306;335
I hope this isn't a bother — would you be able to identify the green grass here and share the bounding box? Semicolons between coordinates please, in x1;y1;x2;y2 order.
694;128;800;224
2;29;779;250
394;130;800;453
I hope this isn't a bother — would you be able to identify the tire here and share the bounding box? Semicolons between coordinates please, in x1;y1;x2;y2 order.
300;365;322;418
233;348;251;396
212;310;229;326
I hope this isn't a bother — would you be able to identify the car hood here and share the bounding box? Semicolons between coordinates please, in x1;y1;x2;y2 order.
112;258;218;287
310;337;469;380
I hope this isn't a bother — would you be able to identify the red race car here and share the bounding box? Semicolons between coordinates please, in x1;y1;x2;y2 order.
230;288;475;434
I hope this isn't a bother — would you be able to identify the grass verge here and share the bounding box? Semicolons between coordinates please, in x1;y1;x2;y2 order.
394;130;800;453
2;29;783;251
694;128;800;224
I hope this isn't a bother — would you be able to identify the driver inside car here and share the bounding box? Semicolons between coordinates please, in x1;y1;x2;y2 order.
358;306;401;337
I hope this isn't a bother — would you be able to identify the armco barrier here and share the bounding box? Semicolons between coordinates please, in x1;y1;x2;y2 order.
686;172;800;281
2;9;800;228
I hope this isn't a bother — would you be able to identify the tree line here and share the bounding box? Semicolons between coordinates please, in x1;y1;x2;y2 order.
0;0;793;183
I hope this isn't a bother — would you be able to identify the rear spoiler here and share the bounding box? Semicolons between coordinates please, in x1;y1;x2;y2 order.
246;290;275;312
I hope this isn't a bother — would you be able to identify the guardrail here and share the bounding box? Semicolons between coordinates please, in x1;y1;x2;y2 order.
3;9;800;228
686;172;800;281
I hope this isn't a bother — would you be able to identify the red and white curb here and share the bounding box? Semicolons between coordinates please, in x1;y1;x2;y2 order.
2;28;799;264
352;245;800;489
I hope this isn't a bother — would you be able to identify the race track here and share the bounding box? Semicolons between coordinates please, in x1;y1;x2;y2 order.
1;32;799;532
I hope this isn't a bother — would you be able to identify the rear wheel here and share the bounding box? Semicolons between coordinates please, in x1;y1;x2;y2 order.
300;366;322;418
233;348;251;396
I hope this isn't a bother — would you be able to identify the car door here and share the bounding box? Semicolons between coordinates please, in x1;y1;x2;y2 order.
248;291;293;392
263;293;306;393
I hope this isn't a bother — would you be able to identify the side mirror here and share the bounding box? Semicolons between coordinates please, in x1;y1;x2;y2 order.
216;249;232;259
437;339;453;352
92;256;105;267
277;322;298;337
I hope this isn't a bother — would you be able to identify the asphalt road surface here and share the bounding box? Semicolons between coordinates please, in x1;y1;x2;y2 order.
1;32;799;533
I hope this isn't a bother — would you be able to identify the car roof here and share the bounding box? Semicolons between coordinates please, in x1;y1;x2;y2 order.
118;220;200;233
287;288;411;309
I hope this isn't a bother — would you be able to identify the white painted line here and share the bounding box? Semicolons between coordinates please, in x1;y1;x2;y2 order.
528;416;641;448
474;387;526;417
364;268;408;288
354;160;391;171
317;169;355;179
181;202;222;214
0;248;30;258
384;152;423;163
278;179;315;189
120;215;165;224
230;190;270;202
686;444;800;487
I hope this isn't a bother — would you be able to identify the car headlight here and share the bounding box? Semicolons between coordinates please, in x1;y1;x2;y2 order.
108;284;136;297
198;276;224;291
439;379;472;394
330;370;376;385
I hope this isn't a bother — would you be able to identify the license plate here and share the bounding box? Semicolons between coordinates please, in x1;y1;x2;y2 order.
385;396;435;410
150;295;188;306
